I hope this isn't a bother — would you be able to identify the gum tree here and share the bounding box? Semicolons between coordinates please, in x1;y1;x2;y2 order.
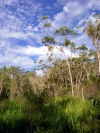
54;26;76;97
84;15;100;75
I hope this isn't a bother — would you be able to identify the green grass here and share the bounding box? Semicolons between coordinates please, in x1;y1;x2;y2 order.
0;96;100;133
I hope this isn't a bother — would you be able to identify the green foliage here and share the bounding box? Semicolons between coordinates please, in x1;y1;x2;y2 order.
76;44;88;51
0;98;30;133
0;66;31;100
54;26;76;36
84;21;100;40
41;16;48;20
43;23;51;27
0;96;100;133
42;36;56;45
62;39;71;47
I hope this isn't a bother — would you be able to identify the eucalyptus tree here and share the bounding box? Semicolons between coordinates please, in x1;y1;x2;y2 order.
84;15;100;75
42;37;58;96
41;16;59;96
74;45;89;100
54;26;77;97
6;66;31;100
0;66;32;100
88;49;98;76
8;66;23;100
41;17;77;96
76;44;90;80
41;16;52;39
41;16;55;70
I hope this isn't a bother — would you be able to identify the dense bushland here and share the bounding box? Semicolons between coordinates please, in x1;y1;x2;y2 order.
0;65;100;133
0;94;100;133
0;14;100;132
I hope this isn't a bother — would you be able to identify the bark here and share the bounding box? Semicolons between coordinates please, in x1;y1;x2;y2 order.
93;34;100;75
58;46;74;97
82;87;85;101
66;60;74;97
96;49;100;75
83;63;90;80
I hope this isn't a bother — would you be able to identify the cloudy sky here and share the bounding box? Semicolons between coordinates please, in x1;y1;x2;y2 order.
0;0;100;71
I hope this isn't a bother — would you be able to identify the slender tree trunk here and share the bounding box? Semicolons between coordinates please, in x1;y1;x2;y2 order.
94;40;100;75
82;87;85;101
76;74;79;96
66;60;74;97
16;83;20;97
97;50;100;75
83;63;90;80
96;46;100;75
60;48;74;97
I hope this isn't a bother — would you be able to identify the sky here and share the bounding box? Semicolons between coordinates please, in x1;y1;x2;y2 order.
0;0;100;73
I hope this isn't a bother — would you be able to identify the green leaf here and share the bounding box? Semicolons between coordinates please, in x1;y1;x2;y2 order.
42;36;56;45
54;26;76;36
41;16;48;20
43;23;51;27
62;39;71;47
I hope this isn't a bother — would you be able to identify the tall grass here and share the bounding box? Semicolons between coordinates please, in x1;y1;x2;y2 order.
0;98;30;133
0;96;100;133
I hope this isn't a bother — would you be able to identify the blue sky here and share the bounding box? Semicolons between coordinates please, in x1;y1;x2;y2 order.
0;0;100;73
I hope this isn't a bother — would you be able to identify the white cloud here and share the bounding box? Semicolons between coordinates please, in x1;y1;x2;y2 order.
63;1;84;16
0;53;34;69
0;0;42;41
2;43;73;58
52;0;100;29
51;12;67;29
0;29;27;39
0;0;99;72
63;0;100;16
63;6;68;13
17;45;48;56
0;40;75;69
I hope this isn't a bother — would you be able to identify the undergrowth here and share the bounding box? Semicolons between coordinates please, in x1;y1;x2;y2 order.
0;96;100;133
